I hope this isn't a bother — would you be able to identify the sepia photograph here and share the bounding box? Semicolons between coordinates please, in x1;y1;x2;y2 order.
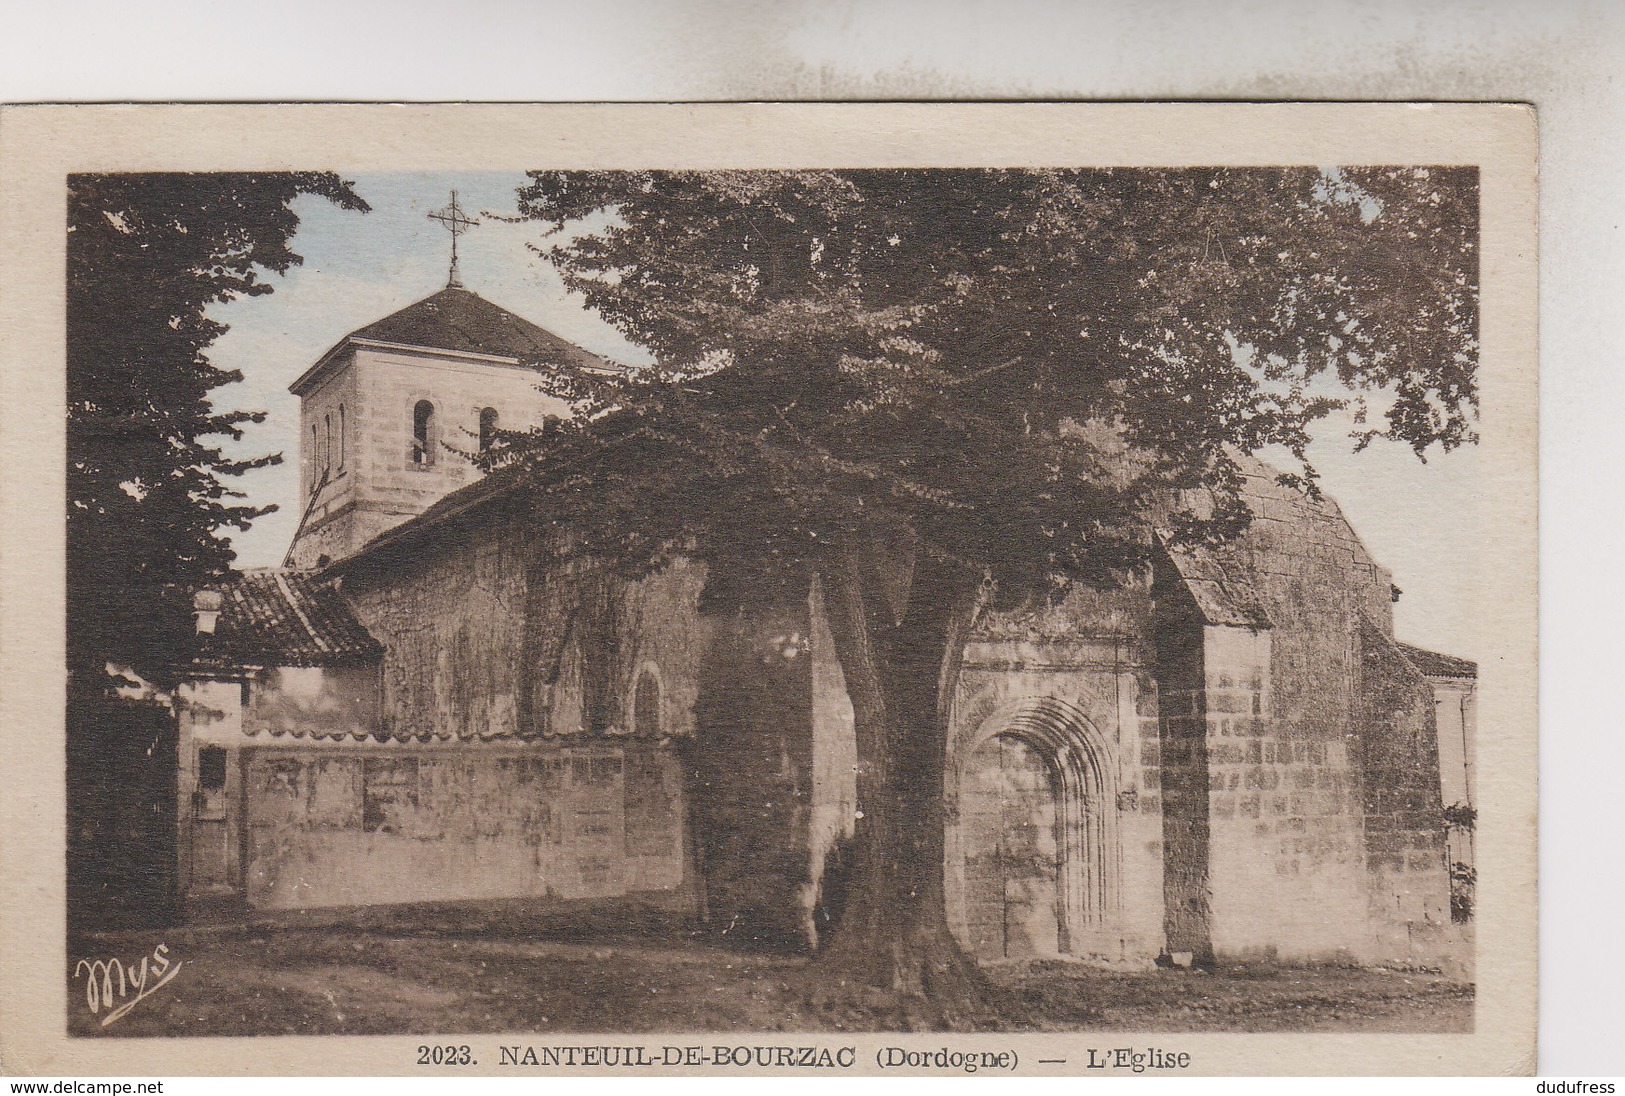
0;103;1537;1075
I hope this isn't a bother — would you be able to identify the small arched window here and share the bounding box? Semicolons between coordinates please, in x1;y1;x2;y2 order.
478;407;500;452
310;424;320;482
337;404;346;470
323;412;333;474
633;668;661;737
411;400;436;467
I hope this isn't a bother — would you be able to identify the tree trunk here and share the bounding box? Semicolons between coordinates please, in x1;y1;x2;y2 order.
808;536;1014;1030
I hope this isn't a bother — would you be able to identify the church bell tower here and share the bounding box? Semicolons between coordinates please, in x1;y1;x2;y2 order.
284;193;612;569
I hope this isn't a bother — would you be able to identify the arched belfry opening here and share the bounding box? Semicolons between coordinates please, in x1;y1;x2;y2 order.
411;400;437;466
947;697;1120;962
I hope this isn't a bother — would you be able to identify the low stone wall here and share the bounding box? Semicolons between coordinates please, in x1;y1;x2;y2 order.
239;741;690;911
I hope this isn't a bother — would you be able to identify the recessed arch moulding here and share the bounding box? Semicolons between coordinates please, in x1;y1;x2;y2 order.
946;635;1166;969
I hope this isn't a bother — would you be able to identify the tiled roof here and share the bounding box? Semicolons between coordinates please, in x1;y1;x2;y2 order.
291;286;618;396
1397;641;1477;679
348;287;610;371
200;569;381;668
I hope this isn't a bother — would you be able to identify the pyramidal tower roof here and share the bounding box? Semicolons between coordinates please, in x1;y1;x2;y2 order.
291;286;612;395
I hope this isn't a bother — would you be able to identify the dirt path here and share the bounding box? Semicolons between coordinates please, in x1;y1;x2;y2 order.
67;927;1471;1037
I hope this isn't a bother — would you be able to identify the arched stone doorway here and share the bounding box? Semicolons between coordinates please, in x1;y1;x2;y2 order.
948;697;1120;962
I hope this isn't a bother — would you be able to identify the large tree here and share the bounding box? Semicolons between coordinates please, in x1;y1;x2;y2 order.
502;168;1478;1025
67;172;368;683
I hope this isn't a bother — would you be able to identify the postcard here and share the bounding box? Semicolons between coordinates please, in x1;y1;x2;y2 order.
0;102;1537;1076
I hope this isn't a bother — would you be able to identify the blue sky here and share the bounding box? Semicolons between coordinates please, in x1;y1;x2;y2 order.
207;170;1480;660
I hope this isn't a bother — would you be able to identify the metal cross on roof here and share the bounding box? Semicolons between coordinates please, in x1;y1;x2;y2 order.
428;190;480;289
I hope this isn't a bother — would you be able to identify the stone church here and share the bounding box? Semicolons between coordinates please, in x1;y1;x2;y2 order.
175;280;1477;970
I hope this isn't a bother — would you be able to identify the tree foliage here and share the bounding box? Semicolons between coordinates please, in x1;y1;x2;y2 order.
495;168;1478;1021
506;168;1476;589
67;172;368;681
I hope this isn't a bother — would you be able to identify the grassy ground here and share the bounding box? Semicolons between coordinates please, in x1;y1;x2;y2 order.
67;918;1472;1037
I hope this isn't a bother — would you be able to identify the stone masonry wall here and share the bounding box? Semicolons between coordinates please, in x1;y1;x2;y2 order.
1198;461;1428;963
311;452;1452;963
342;510;705;744
296;355;359;512
949;581;1166;966
1355;622;1454;964
807;577;858;946
1199;620;1371;962
1152;569;1213;963
687;595;819;949
350;346;573;545
242;502;712;915
239;741;688;910
344;521;539;739
287;356;361;569
291;344;576;567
